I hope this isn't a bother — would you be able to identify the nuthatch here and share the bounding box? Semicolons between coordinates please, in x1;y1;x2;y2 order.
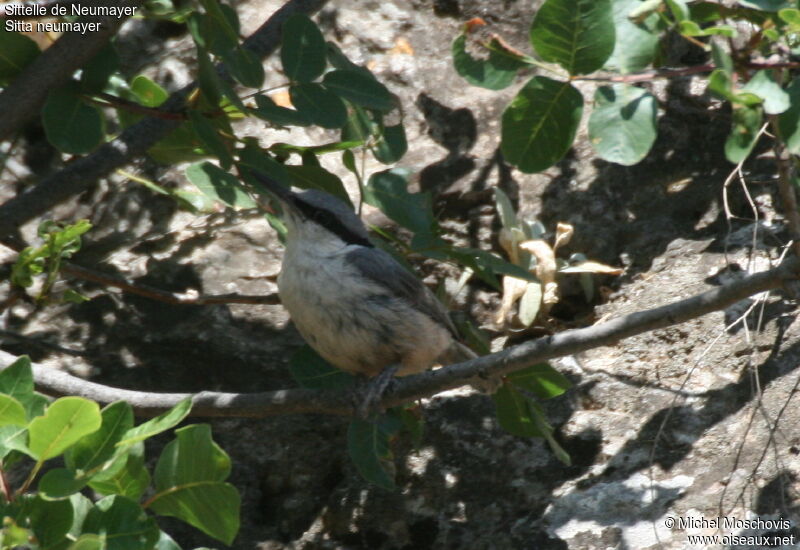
250;171;476;403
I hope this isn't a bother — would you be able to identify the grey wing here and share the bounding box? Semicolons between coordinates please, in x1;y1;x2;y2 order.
345;246;459;338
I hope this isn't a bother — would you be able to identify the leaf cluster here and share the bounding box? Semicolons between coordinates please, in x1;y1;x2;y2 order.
0;357;239;549
453;0;800;170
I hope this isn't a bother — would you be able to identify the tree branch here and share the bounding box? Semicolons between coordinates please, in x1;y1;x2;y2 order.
2;256;796;417
0;0;329;243
0;0;144;141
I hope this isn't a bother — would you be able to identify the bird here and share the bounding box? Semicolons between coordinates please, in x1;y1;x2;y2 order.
249;170;478;412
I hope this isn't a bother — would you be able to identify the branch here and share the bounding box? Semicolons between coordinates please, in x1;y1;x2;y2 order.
0;0;329;243
2;256;797;417
0;0;144;141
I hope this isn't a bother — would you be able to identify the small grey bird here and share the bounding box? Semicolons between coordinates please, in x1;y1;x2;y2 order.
250;171;476;393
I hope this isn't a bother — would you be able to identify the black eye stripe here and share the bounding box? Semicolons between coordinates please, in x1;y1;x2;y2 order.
291;196;373;248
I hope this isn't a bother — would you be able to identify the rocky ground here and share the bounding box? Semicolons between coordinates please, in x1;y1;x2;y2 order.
2;0;800;548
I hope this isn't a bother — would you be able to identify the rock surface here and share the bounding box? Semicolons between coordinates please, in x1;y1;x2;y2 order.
1;0;800;549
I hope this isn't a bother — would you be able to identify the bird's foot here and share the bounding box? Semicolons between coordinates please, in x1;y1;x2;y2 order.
355;365;398;419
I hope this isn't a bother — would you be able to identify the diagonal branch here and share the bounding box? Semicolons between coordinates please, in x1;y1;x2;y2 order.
1;256;797;417
0;0;144;142
0;0;329;243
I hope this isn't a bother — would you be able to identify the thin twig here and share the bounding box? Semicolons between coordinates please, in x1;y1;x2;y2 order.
1;256;797;417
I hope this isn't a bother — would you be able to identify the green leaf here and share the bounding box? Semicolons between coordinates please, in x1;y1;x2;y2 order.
115;396;191;449
81;43;120;93
342;105;379;143
724;104;763;164
129;75;168;107
28;397;102;460
285;165;351;205
221;47;265;89
0;394;26;427
738;0;793;10
88;452;151;500
237;142;292;188
83;495;159;550
187;110;233;169
501;76;583;173
0;29;40;81
451;34;520;90
742;70;790;114
42;82;105;155
364;169;436;237
16;494;74;548
530;0;615;75
252;95;310;126
290;83;348;129
588;84;657;165
441;248;538;289
66;401;134;474
0;425;32;459
150;425;240;545
288;345;356;389
372;123;407;164
281;14;326;83
147;122;205;165
323;69;394;111
39;468;89;500
778;76;800;154
154;531;183;550
493;383;541;437
711;41;733;74
708;68;735;102
68;534;106;550
507;363;572;399
186;161;255;209
326;41;374;77
605;0;659;73
67;493;94;539
197;0;239;55
494;187;518;229
347;414;401;490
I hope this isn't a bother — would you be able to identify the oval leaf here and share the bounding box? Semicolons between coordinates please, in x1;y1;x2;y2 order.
290;82;348;129
530;0;615;75
150;425;239;545
28;397;102;461
501;76;583;173
0;394;26;427
725;104;763;164
0;30;40;80
322;69;394;111
280;14;326;83
42;82;104;155
186;161;255;209
83;495;159;550
451;34;519;90
347;415;401;491
605;0;659;73
588;84;657;165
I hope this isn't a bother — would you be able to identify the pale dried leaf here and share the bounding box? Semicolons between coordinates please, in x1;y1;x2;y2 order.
559;261;624;275
520;239;559;305
495;275;528;325
553;222;574;251
518;282;542;326
498;228;518;264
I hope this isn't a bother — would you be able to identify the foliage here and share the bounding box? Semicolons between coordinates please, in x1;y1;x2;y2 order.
10;220;92;303
0;356;239;549
0;0;608;489
453;0;800;171
493;188;622;327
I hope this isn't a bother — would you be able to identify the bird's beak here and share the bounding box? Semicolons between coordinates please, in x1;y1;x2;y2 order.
245;169;294;216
